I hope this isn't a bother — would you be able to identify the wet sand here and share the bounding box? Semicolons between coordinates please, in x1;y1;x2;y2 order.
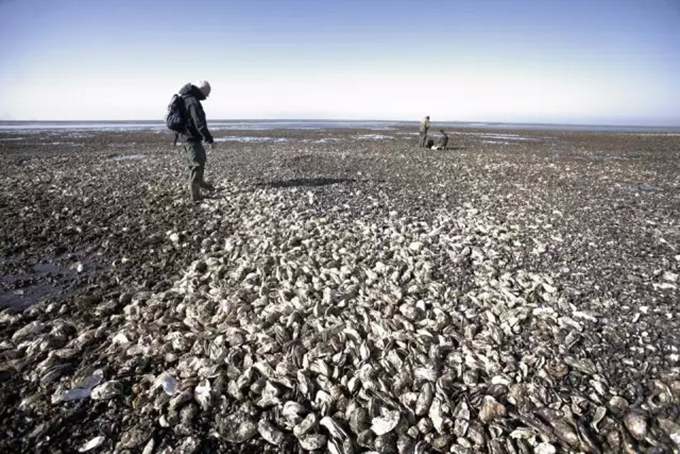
0;126;679;453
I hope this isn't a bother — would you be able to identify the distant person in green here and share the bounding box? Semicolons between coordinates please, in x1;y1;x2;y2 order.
419;116;430;147
178;80;214;202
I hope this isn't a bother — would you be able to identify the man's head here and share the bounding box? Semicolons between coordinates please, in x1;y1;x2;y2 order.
440;129;445;134
426;116;430;120
197;80;211;98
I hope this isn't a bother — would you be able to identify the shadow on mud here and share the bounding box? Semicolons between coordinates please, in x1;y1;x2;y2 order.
258;177;356;188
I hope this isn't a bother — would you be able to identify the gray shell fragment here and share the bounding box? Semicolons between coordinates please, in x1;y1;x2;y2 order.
658;418;680;445
193;379;211;411
52;369;104;403
623;411;648;440
90;381;122;400
428;397;445;433
534;442;557;454
415;383;434;416
218;414;258;443
258;419;286;446
294;413;319;438
320;416;350;440
175;437;200;454
141;439;155;454
74;369;104;391
479;395;506;423
298;434;327;451
283;401;308;426
53;387;91;403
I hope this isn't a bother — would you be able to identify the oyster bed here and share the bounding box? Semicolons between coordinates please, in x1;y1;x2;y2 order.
1;127;679;453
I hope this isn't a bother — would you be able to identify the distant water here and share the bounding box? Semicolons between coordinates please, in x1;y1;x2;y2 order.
0;120;397;131
0;120;679;133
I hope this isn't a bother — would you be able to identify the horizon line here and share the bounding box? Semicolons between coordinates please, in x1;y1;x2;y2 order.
1;119;679;129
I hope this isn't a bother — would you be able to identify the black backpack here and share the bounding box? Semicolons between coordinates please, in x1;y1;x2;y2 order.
165;94;186;131
165;94;186;145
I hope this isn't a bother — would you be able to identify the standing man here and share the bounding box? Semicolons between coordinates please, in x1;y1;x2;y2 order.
419;115;430;147
179;80;214;202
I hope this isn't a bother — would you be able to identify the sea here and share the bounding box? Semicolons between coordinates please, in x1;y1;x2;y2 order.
0;120;679;133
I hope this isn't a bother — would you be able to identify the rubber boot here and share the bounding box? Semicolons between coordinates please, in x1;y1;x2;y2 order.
196;166;213;191
199;181;215;191
190;184;202;202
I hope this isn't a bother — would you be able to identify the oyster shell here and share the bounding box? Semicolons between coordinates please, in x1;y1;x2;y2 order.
415;383;434;416
479;395;506;423
298;434;327;451
90;380;122;400
371;409;400;435
217;414;258;443
78;436;105;452
258;419;286;446
623;411;648;441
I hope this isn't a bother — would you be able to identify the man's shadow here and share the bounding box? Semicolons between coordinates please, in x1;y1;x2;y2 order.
257;177;356;189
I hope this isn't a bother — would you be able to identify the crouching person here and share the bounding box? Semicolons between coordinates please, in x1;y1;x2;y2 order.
433;129;448;150
179;80;214;202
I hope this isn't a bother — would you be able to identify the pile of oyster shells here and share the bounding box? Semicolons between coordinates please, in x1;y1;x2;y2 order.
2;182;679;454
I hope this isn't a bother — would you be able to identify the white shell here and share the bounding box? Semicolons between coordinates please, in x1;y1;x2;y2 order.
78;436;105;452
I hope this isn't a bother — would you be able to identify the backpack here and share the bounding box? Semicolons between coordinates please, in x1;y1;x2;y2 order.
165;94;186;133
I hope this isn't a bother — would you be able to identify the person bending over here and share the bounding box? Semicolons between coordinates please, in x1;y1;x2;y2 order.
178;80;214;202
433;129;448;150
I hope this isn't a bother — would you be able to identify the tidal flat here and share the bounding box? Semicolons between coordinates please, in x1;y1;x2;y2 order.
0;126;679;453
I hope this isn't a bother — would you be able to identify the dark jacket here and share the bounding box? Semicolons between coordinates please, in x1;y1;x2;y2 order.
436;131;448;148
179;83;213;143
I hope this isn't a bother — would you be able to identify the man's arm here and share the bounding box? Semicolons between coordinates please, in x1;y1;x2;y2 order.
188;102;214;143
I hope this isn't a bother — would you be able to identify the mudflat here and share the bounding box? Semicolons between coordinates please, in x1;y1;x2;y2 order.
0;126;679;453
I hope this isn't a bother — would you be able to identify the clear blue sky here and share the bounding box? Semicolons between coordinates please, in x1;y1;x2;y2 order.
0;0;678;125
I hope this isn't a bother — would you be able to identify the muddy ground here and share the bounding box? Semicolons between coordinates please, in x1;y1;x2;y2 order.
0;126;679;453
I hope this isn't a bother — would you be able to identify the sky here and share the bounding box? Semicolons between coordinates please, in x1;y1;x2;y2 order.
0;0;678;125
